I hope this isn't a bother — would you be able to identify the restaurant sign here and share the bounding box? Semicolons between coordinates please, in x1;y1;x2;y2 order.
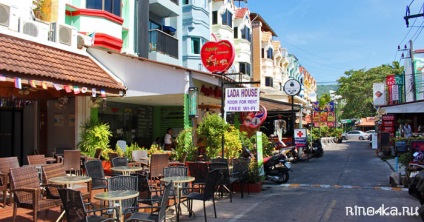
200;39;235;73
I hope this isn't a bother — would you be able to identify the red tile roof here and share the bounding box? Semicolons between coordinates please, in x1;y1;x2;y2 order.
235;8;248;19
0;33;125;91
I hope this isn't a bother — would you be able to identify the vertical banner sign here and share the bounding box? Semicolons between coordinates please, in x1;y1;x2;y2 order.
294;128;307;147
312;101;334;127
404;59;414;102
386;75;395;105
373;83;386;106
256;131;264;176
414;53;424;100
395;74;404;103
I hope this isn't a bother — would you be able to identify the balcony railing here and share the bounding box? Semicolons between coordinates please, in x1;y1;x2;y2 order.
149;29;178;59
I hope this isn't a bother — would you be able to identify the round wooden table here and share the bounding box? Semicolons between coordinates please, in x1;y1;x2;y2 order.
94;190;139;222
111;166;143;176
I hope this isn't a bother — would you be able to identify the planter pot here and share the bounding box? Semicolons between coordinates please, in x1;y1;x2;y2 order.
232;182;262;193
102;161;112;176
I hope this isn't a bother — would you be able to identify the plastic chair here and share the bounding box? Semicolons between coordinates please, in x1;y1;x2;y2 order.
132;150;149;168
107;175;138;218
186;169;221;222
9;166;62;221
58;188;117;222
187;162;209;192
85;160;108;192
117;140;127;152
124;181;173;222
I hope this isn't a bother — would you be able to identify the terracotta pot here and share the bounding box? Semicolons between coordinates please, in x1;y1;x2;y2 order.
102;161;112;175
232;182;262;193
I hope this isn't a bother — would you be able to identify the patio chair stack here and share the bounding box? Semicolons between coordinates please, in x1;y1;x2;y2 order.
0;157;20;208
9;166;62;221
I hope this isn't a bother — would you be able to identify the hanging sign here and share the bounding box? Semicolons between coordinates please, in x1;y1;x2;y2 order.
200;39;235;73
283;79;301;96
225;87;259;112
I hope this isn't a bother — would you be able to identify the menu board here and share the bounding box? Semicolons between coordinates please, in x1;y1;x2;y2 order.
137;106;153;139
381;114;395;137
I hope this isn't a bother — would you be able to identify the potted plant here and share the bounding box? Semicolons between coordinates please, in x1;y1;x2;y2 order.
244;157;264;192
77;117;112;173
197;113;229;159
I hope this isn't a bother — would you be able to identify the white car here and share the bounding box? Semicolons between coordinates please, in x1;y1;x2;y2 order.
341;130;369;140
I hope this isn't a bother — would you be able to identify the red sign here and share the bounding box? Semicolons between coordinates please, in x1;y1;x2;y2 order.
200;39;235;73
240;105;267;128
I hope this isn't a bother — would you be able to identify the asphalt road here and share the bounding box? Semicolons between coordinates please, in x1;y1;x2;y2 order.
181;140;422;222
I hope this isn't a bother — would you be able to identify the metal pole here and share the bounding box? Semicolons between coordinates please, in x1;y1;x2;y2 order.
221;79;225;158
291;95;295;145
334;101;337;128
410;40;416;101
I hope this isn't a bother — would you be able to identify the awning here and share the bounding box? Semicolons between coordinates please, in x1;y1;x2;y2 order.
260;97;300;112
380;101;424;114
357;117;376;127
0;32;126;97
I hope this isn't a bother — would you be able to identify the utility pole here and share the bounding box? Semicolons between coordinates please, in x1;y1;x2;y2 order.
409;40;416;101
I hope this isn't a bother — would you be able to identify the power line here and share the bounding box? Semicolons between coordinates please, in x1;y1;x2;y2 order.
413;20;424;42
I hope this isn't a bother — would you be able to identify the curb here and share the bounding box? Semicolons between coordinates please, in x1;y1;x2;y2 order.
279;183;408;192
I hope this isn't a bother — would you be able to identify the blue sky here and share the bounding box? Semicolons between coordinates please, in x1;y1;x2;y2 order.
246;0;424;84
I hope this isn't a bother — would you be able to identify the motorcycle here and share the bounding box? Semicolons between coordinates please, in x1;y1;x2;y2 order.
262;149;292;184
309;139;324;158
240;147;291;184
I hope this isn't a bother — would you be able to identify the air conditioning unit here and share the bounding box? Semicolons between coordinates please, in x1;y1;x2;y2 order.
19;18;49;40
49;22;77;48
76;33;93;49
0;2;19;31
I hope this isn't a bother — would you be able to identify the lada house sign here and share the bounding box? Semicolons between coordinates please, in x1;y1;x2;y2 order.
225;88;259;112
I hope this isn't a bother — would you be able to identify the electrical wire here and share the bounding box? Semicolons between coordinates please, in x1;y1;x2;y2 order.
413;20;424;42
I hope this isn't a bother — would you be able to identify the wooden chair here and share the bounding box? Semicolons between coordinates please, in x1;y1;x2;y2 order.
9;166;62;222
41;163;92;202
85;148;103;161
0;157;20;207
27;154;46;165
63;150;82;175
107;152;119;161
149;154;169;180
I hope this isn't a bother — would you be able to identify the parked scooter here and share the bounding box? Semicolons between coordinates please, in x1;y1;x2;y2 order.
263;149;292;184
310;139;324;158
240;147;291;184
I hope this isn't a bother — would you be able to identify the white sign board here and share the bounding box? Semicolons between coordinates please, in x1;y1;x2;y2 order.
225;88;260;112
373;82;386;106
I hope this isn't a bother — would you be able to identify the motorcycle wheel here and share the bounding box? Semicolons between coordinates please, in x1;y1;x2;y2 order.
275;170;289;184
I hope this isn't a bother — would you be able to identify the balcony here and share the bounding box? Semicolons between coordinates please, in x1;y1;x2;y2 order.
149;0;179;17
149;29;178;59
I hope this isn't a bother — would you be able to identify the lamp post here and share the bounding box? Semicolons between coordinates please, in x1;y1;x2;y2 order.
330;91;342;128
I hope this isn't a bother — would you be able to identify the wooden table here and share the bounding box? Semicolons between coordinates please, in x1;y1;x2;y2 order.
161;176;195;222
94;190;139;222
111;166;143;176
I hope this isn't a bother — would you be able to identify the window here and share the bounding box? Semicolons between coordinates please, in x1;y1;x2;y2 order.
241;26;250;41
86;0;121;17
221;9;232;27
183;0;189;4
191;37;201;54
261;48;264;58
234;27;238;38
212;11;218;24
265;77;273;87
267;48;273;59
239;62;251;76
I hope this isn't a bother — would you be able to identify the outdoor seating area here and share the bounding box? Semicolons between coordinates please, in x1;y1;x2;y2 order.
0;154;253;222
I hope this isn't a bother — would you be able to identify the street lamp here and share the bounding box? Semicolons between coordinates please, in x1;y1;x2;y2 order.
330;91;342;127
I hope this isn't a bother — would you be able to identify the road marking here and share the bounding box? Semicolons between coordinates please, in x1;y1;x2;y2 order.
278;183;408;191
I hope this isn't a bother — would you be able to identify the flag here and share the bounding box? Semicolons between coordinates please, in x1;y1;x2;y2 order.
92;88;96;97
81;87;87;93
73;86;80;94
29;80;37;88
64;85;72;93
53;84;63;91
0;75;6;81
14;78;22;89
100;89;106;98
41;81;47;89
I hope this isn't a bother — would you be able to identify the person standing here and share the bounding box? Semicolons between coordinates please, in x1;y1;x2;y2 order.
404;122;412;138
164;128;174;150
